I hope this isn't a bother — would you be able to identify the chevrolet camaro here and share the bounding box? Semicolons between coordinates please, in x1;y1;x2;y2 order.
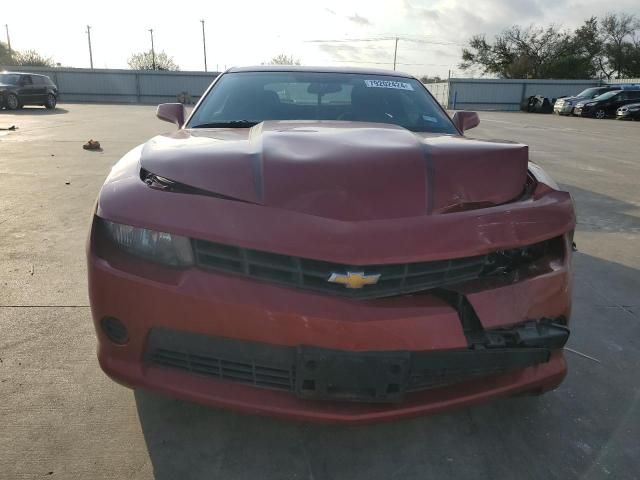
87;66;575;424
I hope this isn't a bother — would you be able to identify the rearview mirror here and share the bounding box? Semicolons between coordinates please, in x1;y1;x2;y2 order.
156;103;186;128
451;111;480;133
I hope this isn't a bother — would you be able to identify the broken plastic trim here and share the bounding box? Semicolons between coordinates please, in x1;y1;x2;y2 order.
432;289;570;350
140;168;257;204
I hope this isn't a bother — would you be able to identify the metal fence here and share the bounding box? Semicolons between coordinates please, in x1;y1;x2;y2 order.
4;66;640;110
427;77;640;111
1;66;219;104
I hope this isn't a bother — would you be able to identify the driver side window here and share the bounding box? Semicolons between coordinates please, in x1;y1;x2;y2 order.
21;75;33;85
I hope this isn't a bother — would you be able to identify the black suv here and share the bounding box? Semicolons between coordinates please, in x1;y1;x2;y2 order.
574;89;640;119
0;72;58;110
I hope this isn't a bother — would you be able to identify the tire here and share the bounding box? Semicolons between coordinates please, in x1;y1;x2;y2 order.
595;109;606;119
45;93;57;110
5;93;19;110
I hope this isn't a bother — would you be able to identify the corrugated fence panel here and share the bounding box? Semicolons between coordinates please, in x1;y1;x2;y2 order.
137;72;216;103
5;66;640;110
0;66;219;104
425;82;449;107
447;79;602;111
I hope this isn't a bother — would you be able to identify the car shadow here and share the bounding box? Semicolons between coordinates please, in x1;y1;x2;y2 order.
135;252;639;480
560;183;640;234
0;106;69;115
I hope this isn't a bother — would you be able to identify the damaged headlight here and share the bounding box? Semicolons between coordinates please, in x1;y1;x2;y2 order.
102;219;194;267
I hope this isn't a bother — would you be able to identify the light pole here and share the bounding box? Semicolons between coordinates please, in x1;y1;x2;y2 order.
5;24;11;54
149;28;156;70
200;20;207;72
86;25;94;69
393;37;399;71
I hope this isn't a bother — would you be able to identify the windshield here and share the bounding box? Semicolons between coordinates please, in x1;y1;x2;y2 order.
0;73;20;85
187;71;457;134
592;90;621;101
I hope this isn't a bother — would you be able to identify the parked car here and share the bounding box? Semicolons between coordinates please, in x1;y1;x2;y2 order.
574;89;640;119
0;72;58;110
87;66;574;423
554;86;623;115
616;102;640;120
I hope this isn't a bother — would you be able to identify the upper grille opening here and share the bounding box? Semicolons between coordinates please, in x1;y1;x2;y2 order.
193;238;489;299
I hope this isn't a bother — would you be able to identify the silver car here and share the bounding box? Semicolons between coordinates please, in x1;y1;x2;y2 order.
554;86;621;115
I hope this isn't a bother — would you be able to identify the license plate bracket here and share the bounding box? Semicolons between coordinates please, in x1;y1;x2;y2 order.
295;347;410;403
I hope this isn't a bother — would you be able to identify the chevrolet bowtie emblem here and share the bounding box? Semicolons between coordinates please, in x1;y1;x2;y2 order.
328;271;381;289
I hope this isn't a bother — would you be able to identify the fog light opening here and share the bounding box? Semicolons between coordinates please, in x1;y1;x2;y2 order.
101;316;129;345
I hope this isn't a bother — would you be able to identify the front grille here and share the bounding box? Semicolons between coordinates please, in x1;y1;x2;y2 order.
146;329;552;402
193;238;488;299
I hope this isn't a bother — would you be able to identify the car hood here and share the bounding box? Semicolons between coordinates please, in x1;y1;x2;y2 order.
138;121;528;221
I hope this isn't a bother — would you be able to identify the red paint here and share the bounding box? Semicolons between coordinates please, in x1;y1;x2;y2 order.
88;76;575;422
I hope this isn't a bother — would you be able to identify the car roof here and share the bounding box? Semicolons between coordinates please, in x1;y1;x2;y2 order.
1;71;48;77
226;65;415;78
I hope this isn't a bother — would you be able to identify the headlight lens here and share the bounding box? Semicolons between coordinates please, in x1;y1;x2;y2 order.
585;102;597;106
102;219;194;266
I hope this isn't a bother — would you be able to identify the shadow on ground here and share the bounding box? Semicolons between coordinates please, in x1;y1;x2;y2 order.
135;252;639;480
560;184;640;234
0;106;69;115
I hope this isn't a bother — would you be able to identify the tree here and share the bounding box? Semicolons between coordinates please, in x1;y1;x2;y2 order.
127;51;179;71
460;25;575;78
12;49;54;67
460;14;640;79
598;13;640;78
0;41;15;66
263;54;300;65
419;75;443;83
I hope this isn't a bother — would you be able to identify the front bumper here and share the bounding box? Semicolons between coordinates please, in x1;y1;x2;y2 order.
89;233;573;423
553;103;573;115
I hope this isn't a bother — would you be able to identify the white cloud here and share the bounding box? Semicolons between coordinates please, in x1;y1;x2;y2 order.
3;0;640;77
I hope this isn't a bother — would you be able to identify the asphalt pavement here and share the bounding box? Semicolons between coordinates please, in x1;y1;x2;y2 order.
1;105;638;479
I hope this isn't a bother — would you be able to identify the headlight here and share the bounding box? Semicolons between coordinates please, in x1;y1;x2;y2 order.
585;102;597;106
102;219;194;266
528;162;560;190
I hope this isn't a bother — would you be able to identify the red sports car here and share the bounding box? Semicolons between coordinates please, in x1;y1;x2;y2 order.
88;66;575;424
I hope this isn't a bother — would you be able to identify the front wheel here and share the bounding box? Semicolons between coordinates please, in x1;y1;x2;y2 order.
595;109;606;119
45;93;57;110
5;93;19;110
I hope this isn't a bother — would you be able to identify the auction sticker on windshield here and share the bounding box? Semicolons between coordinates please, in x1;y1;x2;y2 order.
364;79;414;90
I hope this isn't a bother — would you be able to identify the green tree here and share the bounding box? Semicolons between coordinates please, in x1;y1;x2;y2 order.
127;51;179;71
598;13;640;79
460;14;640;79
13;49;54;67
263;54;300;65
0;41;15;66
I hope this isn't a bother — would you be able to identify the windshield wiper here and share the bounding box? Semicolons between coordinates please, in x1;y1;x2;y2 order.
190;120;259;128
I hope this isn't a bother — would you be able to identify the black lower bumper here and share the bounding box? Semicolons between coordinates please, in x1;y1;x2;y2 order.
145;321;569;403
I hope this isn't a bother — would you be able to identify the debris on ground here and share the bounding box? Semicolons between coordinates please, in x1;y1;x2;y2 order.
82;139;101;150
0;125;17;131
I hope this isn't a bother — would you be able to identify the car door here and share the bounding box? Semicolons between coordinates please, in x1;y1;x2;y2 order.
622;91;640;108
17;75;35;105
31;76;48;103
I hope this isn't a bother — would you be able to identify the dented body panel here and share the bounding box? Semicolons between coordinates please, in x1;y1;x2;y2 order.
88;68;575;423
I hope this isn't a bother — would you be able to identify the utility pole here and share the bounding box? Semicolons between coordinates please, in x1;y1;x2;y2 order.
86;25;94;69
5;24;11;54
200;20;207;72
149;28;156;70
393;37;399;71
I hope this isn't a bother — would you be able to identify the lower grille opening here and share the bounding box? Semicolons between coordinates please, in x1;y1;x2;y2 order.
144;327;561;402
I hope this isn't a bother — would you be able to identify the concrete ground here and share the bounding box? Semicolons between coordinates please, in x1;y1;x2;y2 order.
0;105;638;480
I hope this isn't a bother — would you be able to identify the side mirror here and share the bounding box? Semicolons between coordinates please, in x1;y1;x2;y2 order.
451;111;480;133
156;103;186;128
